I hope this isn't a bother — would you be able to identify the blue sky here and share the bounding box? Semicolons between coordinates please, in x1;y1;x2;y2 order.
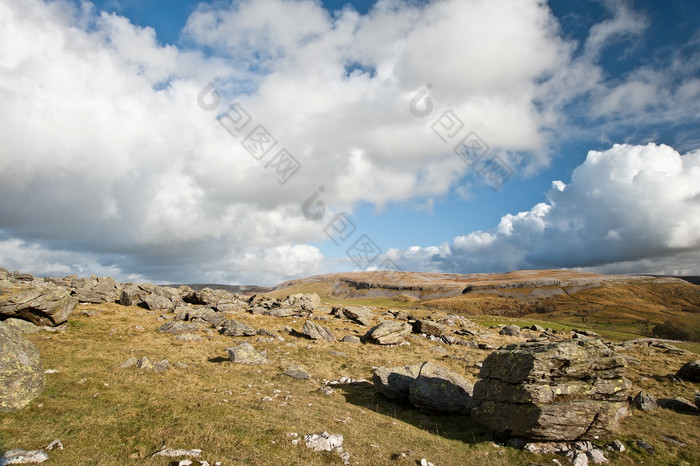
0;0;699;284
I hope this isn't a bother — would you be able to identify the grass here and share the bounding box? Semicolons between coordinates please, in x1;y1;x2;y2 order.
1;300;699;465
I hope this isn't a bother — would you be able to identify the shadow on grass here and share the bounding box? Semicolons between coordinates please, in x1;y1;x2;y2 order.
208;356;229;363
337;382;491;445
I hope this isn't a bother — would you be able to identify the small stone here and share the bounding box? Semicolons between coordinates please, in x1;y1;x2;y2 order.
174;362;189;369
586;448;609;464
608;440;625;452
304;432;343;452
318;387;335;396
341;335;361;344
151;447;202;458
631;390;658;411
46;439;63;451
176;333;202;342
0;449;49;464
420;459;434;466
120;357;138;369
284;365;311;380
572;452;589;466
499;324;521;336
227;342;269;365
635;440;654;455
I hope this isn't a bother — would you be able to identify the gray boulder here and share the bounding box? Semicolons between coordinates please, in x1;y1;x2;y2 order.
657;397;698;415
0;322;45;412
373;364;423;401
1;318;40;335
218;319;257;337
0;287;77;326
71;276;120;303
302;321;335;342
472;339;631;441
413;319;448;337
157;321;201;335
227;343;269;364
499;324;521;336
408;362;475;414
366;321;412;345
335;306;373;326
631;390;658;411
677;360;700;382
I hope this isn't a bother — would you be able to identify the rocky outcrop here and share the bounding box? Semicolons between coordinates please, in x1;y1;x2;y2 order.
365;321;412;345
472;339;631;441
0;322;45;412
373;362;475;414
0;287;77;326
182;288;248;312
118;284;181;311
70;276;121;304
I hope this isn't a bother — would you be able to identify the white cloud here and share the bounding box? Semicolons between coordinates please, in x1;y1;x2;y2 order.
393;143;700;275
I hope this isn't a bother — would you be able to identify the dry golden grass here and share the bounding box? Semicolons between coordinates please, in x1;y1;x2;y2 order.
1;300;699;465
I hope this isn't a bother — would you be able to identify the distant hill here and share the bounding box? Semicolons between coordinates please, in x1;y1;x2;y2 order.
165;283;273;295
269;270;700;333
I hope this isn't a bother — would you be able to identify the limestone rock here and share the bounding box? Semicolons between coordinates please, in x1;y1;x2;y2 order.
657;397;698;415
677;360;700;382
335;306;373;326
304;431;343;452
158;321;201;335
366;321;412;345
373;364;423;401
0;287;77;326
408;362;475;414
0;322;45;412
284;365;311;380
1;318;39;335
341;335;361;344
0;449;49;464
71;276;120;304
217;320;256;337
499;324;521;336
414;320;448;337
302;321;335;342
631;390;658;411
472;339;630;441
227;343;269;364
695;391;700;412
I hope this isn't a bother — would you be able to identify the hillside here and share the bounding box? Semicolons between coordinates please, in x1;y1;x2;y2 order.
271;270;700;339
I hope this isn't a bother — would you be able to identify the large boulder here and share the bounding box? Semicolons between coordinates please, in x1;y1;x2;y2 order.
0;287;77;326
118;284;181;311
227;342;269;364
472;339;630;441
413;319;448;337
71;276;121;304
677;360;700;382
365;321;412;345
335;306;373;326
373;362;476;414
183;288;248;312
218;319;257;337
0;322;45;412
302;321;335;342
408;362;475;414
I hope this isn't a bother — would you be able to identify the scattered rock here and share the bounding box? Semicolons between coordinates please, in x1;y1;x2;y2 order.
157;321;201;335
573;451;589;466
635;440;654;455
217;320;256;337
499;324;520;336
413;320;448;337
176;333;202;342
0;322;45;412
136;357;169;372
302;321;335;342
408;362;476;414
80;310;99;317
227;343;269;365
472;338;630;441
657;397;698;415
1;319;39;335
341;335;361;344
631;390;658;411
587;448;609;464
420;459;434;466
335;306;373;326
120;357;138;369
365;321;412;345
151;447;202;458
304;431;343;452
677;360;700;382
284;365;311;380
0;449;49;464
373;364;423;401
0;287;77;326
695;391;700;412
608;439;625;452
45;440;63;451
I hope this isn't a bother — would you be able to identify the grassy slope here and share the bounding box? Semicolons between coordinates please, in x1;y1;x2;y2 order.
0;300;699;465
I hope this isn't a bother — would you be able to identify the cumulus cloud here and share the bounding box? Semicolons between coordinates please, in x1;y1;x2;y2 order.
392;143;700;275
0;0;697;284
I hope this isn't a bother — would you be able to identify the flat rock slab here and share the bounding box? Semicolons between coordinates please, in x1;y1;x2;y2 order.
677;360;700;382
0;287;77;326
158;321;202;335
302;321;335;342
366;321;412;345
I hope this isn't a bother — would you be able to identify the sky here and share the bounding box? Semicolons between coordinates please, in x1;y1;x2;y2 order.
0;0;699;285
